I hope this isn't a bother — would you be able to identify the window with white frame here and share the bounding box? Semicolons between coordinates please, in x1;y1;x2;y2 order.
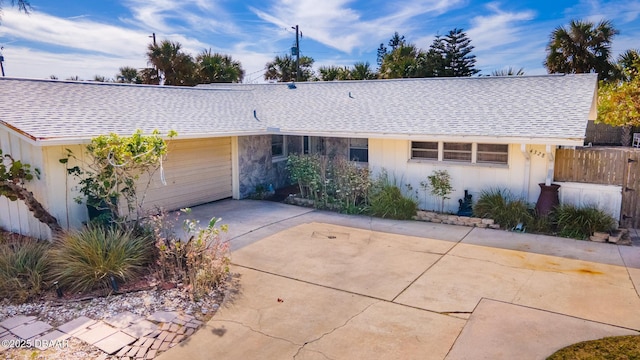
410;141;508;165
411;141;438;160
349;138;368;162
271;135;287;159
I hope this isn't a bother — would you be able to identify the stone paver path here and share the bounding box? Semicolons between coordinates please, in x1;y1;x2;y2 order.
0;310;204;359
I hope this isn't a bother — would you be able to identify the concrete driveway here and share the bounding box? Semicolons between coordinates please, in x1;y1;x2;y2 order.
161;199;640;360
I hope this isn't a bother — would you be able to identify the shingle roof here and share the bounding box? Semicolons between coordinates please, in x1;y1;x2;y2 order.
0;78;264;142
0;74;597;145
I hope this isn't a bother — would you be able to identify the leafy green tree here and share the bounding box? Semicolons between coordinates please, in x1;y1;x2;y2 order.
116;66;140;84
420;170;454;212
195;49;244;83
598;72;640;146
264;54;314;82
376;43;387;67
376;32;406;67
137;67;159;85
544;19;618;81
147;40;196;86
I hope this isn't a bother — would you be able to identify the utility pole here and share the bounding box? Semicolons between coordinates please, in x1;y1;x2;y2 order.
291;25;300;81
150;33;157;46
0;47;5;77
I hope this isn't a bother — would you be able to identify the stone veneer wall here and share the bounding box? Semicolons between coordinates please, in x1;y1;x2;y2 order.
323;137;349;158
238;135;351;198
238;135;271;198
238;135;303;198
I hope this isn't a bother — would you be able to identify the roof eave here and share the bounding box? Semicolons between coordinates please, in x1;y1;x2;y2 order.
23;130;270;147
277;130;585;146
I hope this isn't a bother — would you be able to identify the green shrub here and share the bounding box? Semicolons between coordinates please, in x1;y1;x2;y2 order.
286;153;322;200
48;225;153;293
473;188;533;229
0;234;50;303
554;204;616;240
145;209;230;300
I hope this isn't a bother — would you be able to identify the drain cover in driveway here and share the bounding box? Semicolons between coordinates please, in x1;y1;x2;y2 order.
311;231;349;240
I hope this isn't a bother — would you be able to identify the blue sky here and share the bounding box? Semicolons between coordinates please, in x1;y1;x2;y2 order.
0;0;639;82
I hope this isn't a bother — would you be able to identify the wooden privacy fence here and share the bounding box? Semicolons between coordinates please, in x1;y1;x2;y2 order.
555;147;640;228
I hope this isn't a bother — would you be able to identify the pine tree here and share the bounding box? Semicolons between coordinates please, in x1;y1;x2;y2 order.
440;28;479;77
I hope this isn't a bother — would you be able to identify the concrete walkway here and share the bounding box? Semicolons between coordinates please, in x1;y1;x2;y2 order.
161;199;640;360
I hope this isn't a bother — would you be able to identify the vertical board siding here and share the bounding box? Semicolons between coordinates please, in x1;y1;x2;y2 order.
43;144;88;231
555;147;640;227
0;130;50;239
369;140;547;213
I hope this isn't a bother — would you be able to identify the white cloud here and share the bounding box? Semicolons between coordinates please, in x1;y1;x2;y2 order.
120;0;240;35
1;46;146;80
468;3;536;51
251;0;466;54
1;8;151;57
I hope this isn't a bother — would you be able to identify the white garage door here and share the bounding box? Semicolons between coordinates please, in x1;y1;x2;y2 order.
142;137;233;211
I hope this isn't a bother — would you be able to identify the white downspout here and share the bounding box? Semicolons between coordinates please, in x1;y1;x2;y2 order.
521;144;530;200
545;144;555;186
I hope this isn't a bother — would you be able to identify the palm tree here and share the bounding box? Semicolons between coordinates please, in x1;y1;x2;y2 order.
614;49;640;81
93;75;109;82
195;49;244;83
491;67;525;76
147;40;196;86
351;62;376;80
264;54;314;82
116;66;139;84
544;19;619;80
379;44;428;79
318;65;350;81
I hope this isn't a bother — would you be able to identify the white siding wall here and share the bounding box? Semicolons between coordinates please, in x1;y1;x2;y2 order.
369;139;551;213
556;182;622;221
0;130;52;239
42;145;89;231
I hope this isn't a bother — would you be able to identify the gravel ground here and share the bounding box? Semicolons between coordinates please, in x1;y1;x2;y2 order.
0;281;229;360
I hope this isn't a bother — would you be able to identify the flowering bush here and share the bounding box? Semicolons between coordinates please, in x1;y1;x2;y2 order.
287;154;370;212
145;208;230;299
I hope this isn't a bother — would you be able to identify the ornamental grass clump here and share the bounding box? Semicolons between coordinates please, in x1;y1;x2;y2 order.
48;225;153;294
554;204;616;240
368;171;418;220
473;188;533;230
0;234;50;303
